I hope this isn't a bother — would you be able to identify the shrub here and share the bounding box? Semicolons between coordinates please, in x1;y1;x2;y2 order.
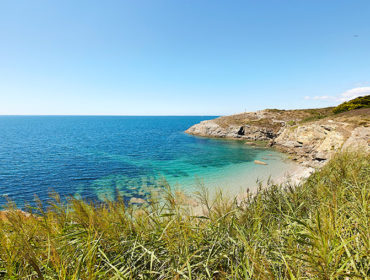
333;95;370;114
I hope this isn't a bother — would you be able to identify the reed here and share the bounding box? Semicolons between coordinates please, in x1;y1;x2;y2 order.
0;151;368;279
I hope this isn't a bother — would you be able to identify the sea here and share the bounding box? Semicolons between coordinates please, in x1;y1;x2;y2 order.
0;116;295;207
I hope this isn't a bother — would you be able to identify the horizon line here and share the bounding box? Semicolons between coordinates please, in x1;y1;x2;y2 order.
0;114;221;117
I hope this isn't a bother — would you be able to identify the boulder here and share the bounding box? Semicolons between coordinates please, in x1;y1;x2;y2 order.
254;160;268;165
342;127;370;152
129;197;146;204
0;210;32;222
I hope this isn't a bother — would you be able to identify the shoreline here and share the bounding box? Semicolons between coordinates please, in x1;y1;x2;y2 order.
0;142;313;212
273;162;314;185
178;154;315;216
185;108;370;168
172;147;313;201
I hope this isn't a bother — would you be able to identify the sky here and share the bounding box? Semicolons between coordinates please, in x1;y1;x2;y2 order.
0;0;369;115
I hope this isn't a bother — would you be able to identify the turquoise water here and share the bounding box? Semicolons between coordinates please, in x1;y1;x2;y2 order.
0;116;293;206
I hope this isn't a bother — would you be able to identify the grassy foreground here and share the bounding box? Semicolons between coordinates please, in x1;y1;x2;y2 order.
0;152;369;279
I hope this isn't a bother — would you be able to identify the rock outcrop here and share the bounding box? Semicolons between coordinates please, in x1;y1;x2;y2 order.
129;197;146;204
186;107;370;167
185;121;277;140
185;109;298;140
185;120;241;138
254;160;268;165
0;210;32;222
273;120;370;166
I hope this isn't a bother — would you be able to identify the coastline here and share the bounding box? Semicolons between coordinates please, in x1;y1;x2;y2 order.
181;106;369;205
185;108;370;168
1;105;368;211
168;147;313;201
0;144;310;215
178;154;315;216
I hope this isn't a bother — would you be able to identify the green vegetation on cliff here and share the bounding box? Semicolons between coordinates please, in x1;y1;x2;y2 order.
0;151;369;279
333;95;370;114
203;95;370;133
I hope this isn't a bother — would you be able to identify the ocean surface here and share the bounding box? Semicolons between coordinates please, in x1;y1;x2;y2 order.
0;116;294;207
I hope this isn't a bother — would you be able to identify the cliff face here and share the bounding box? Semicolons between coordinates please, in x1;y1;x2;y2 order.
273;117;370;166
186;108;332;139
185;120;278;140
186;108;370;167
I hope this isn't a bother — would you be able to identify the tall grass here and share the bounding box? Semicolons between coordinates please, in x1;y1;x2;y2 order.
0;151;369;279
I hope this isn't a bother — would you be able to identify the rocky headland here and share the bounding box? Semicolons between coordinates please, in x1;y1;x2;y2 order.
186;100;370;167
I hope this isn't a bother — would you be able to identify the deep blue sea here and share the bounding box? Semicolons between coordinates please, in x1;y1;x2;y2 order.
0;116;293;207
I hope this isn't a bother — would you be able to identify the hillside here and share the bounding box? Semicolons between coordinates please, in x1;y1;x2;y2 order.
186;98;370;167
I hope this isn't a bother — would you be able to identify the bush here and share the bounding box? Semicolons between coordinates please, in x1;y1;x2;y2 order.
333;95;370;114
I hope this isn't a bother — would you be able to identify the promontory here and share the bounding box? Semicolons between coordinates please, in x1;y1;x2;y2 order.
186;95;370;167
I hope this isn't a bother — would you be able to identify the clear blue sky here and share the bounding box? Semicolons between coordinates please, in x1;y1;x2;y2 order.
0;0;369;115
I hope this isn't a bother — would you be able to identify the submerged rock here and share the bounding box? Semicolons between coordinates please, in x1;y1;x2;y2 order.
129;197;146;204
244;141;257;146
254;160;268;165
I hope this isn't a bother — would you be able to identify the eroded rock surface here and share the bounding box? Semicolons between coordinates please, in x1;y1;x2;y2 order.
273;122;369;166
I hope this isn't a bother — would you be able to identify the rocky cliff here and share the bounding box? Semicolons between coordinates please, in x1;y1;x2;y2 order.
186;107;370;167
